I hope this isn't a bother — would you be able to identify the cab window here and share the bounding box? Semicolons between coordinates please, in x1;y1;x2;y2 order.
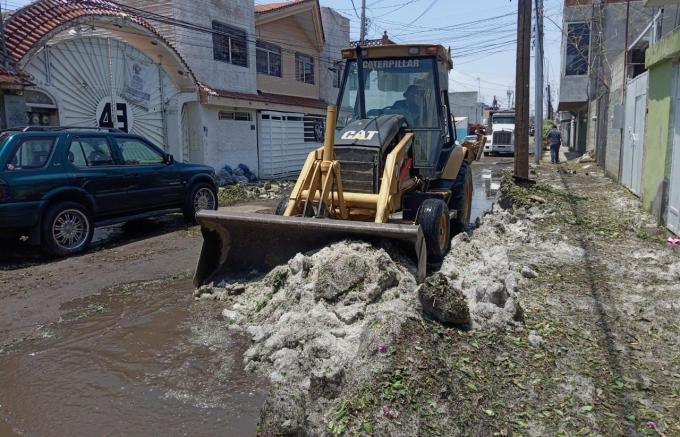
68;137;114;167
114;138;164;165
6;137;55;170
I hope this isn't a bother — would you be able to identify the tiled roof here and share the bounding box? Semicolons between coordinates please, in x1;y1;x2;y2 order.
255;0;306;14
0;64;32;86
201;85;328;111
3;0;196;84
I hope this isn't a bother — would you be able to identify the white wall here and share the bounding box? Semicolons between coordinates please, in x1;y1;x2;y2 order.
172;0;257;93
202;105;258;174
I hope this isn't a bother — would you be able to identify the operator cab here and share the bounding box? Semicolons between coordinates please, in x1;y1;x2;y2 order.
335;45;456;186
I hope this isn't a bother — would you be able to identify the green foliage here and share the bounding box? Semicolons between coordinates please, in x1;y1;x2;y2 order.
217;184;251;206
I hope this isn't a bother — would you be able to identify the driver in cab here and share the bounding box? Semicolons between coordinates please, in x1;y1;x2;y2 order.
392;84;424;127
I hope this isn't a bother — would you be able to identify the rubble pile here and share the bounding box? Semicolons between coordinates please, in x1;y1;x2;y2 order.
196;241;421;433
191;188;592;432
216;180;294;206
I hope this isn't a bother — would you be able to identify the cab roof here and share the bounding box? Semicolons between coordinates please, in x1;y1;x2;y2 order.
341;44;453;70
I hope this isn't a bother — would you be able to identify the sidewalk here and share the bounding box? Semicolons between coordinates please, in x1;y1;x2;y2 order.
328;157;680;435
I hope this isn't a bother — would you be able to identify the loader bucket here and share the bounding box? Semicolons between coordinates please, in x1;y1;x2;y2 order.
193;210;427;287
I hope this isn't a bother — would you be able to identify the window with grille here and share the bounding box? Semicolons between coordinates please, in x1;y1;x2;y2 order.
256;41;282;77
212;21;248;67
295;53;315;84
219;111;252;121
565;22;590;76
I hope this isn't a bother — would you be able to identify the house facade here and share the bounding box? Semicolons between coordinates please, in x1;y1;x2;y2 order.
0;0;349;179
639;1;680;233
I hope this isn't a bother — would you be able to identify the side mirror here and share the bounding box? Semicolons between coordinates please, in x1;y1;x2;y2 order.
165;154;174;165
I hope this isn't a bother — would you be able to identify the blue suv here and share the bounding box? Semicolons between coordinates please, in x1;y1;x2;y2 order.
0;127;218;256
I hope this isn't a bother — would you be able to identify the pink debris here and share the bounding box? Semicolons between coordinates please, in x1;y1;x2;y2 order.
667;237;680;248
378;343;388;353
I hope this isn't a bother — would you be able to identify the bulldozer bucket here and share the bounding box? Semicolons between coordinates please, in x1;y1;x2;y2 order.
193;210;427;287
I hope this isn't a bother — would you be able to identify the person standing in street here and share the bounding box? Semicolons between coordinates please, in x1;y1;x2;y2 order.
546;124;562;164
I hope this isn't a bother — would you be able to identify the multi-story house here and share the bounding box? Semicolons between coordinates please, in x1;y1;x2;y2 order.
0;0;349;178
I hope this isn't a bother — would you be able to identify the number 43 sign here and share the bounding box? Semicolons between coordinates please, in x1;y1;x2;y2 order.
96;97;134;132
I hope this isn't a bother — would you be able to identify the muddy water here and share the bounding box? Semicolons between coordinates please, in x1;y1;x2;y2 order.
0;278;267;436
470;157;513;223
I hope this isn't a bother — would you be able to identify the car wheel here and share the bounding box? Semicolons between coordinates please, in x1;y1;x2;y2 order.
184;183;218;223
275;197;289;216
416;198;450;264
42;201;94;256
483;152;489;157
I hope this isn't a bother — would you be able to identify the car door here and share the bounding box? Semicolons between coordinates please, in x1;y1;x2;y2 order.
66;135;133;218
111;136;183;210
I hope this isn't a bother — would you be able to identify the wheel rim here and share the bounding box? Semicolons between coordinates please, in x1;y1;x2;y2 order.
438;210;448;251
194;188;216;212
52;209;89;251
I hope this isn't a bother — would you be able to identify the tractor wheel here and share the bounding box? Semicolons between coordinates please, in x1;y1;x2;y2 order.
416;198;451;263
450;161;473;234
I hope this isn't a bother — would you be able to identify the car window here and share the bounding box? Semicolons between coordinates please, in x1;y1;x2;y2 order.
114;138;164;165
68;137;114;167
6;137;55;170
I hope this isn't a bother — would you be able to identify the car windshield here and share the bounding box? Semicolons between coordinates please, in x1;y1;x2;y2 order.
337;57;443;168
493;116;515;124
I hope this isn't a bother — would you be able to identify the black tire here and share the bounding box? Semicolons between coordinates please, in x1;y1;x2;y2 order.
275;197;289;216
450;161;473;234
41;201;94;256
416;198;450;263
183;183;218;223
483;152;489;157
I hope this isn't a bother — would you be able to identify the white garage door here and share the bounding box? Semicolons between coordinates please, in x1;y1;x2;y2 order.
258;111;324;179
24;36;179;148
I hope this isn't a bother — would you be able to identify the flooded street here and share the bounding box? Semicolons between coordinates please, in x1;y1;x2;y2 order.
470;156;513;223
0;278;267;436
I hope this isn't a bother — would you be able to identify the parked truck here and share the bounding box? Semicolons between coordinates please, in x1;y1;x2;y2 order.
483;110;515;156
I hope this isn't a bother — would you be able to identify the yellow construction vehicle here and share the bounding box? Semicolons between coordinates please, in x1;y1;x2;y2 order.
194;44;477;286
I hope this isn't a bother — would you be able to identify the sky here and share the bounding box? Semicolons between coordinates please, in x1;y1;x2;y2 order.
4;0;565;113
316;0;565;113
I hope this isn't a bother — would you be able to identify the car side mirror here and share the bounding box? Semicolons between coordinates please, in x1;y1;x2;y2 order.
165;154;174;165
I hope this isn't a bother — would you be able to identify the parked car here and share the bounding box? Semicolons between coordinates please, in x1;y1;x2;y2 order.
0;127;218;256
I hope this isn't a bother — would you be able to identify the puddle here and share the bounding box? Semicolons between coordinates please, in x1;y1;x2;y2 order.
0;278;267;436
470;158;513;223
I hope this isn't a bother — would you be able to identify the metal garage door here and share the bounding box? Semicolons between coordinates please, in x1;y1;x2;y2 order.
667;66;680;234
621;72;648;195
24;36;178;148
257;111;323;179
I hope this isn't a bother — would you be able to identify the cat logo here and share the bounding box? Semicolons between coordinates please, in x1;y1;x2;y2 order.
340;130;379;141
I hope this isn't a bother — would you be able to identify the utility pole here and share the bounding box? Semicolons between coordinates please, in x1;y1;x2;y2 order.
547;83;553;120
359;0;367;44
507;89;513;109
534;0;544;165
514;0;531;180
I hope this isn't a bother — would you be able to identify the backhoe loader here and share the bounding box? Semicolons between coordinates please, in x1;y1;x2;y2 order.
194;44;477;286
